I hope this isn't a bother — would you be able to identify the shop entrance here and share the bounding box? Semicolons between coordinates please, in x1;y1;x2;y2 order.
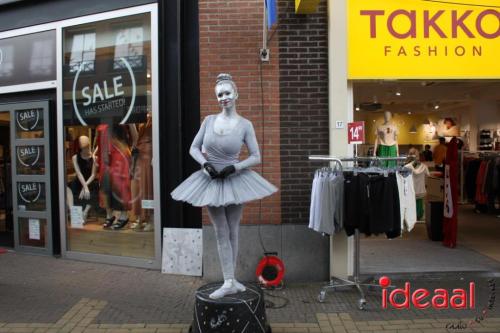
0;110;13;247
0;99;56;255
352;80;500;274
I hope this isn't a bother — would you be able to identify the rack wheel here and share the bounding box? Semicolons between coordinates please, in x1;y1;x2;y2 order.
318;290;326;303
358;298;367;310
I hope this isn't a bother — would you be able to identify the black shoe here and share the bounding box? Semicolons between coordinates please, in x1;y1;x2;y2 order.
103;216;116;228
111;218;129;230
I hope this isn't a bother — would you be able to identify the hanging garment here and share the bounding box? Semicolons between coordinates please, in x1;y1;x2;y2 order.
131;120;154;220
96;124;132;211
308;171;344;235
367;173;401;238
343;172;370;236
396;171;417;232
443;137;458;248
465;159;481;202
405;162;430;198
475;160;489;205
416;198;424;220
344;172;401;238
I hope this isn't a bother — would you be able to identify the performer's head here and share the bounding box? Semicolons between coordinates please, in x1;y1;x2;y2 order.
215;73;238;109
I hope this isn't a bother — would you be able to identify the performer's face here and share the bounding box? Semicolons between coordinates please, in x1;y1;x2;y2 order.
216;82;237;109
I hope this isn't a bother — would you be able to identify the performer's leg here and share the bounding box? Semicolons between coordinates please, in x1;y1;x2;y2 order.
207;206;238;299
225;204;246;292
225;204;243;268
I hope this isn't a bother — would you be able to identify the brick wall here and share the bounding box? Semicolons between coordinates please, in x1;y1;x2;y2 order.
198;0;329;225
199;0;282;224
278;0;329;223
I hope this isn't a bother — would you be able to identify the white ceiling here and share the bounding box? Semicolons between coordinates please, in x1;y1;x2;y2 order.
354;81;500;114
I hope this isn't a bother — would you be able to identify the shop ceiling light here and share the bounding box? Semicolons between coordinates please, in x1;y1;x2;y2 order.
395;88;401;96
355;105;360;111
434;103;440;110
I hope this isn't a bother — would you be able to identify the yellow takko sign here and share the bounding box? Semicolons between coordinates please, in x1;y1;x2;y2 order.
348;0;500;79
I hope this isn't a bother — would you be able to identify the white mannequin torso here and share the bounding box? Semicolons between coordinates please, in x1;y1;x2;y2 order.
376;122;398;146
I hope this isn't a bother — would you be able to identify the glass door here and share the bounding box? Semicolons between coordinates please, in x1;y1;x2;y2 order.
0;110;13;248
8;101;53;254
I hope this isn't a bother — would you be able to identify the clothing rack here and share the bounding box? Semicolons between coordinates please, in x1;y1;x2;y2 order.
459;150;500;203
308;155;407;310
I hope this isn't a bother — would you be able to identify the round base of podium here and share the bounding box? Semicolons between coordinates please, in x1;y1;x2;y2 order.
189;282;271;333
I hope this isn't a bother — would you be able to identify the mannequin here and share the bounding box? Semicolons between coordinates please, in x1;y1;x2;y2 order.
95;124;132;230
130;112;154;232
67;135;98;223
374;111;399;167
171;73;277;299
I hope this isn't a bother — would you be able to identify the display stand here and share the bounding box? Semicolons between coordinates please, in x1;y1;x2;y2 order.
308;155;407;310
190;282;271;333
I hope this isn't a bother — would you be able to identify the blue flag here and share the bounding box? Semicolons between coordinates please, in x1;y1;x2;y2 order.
266;0;277;29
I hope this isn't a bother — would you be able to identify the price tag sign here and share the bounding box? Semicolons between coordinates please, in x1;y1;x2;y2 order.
348;121;365;144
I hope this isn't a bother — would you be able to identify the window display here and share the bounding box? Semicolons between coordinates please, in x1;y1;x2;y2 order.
63;13;154;259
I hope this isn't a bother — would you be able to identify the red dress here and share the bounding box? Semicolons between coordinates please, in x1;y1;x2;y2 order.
96;124;132;211
442;137;458;248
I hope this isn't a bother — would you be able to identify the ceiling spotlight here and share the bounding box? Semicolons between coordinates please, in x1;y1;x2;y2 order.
408;111;412;115
355;105;360;111
395;88;401;96
434;102;440;110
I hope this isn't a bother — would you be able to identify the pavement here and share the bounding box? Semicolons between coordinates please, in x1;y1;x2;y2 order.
1;251;500;333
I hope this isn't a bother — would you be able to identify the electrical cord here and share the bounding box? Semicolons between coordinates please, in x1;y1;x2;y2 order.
257;60;268;254
264;291;290;309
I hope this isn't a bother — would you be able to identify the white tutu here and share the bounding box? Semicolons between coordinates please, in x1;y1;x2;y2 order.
171;169;278;207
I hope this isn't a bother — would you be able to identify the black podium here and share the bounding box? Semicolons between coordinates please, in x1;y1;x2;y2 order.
190;283;271;333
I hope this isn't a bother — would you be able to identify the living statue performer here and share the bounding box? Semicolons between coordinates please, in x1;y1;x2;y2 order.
171;73;278;299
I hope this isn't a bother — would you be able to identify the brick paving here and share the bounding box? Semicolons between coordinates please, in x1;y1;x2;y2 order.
1;252;500;332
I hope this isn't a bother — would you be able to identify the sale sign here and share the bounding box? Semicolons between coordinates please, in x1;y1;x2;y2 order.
348;121;365;144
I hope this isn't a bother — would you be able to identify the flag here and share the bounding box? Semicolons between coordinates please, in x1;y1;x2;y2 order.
266;0;277;29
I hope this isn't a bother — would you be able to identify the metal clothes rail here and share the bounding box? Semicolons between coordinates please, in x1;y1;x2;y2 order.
308;155;407;310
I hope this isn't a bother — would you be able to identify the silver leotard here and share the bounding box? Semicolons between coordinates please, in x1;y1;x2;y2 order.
171;115;277;207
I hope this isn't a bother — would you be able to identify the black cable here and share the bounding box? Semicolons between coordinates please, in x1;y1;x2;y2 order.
267;25;278;43
264;291;290;309
257;61;268;254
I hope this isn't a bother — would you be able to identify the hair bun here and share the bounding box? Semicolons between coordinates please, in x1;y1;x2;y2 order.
216;73;233;84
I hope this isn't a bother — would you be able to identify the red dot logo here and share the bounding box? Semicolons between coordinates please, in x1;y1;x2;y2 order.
379;276;391;288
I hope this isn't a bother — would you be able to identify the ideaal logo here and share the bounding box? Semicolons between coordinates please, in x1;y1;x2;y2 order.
16;108;41;131
72;57;136;126
18;182;42;204
379;276;476;310
17;146;41;167
379;277;496;330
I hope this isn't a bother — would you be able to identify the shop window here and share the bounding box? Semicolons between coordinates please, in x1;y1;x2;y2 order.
68;31;96;74
62;13;154;259
30;39;55;76
0;45;14;78
113;26;145;70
